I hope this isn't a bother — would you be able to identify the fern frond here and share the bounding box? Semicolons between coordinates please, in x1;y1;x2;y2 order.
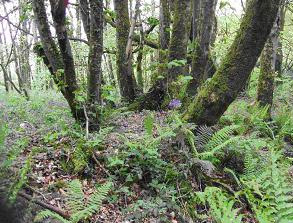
70;182;111;223
144;113;154;136
66;179;85;213
34;210;70;223
243;149;293;222
195;125;214;151
205;125;239;151
196;187;242;223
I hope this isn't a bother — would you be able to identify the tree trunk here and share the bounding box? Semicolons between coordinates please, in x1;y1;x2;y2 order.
32;0;85;123
275;5;286;76
0;34;9;92
18;0;32;90
136;11;144;91
183;0;281;125
189;0;217;94
79;0;90;40
167;0;191;81
128;0;191;111
114;0;136;102
157;0;170;79
126;0;140;92
0;20;12;91
2;3;26;96
86;0;103;130
256;9;280;113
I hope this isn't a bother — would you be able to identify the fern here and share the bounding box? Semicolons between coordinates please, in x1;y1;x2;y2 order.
35;180;111;223
196;187;243;223
195;125;240;160
66;179;85;213
9;152;32;201
205;125;239;150
34;210;70;223
195;125;214;151
144;112;154;136
242;149;293;222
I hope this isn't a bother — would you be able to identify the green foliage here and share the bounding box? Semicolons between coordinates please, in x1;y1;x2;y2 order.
0;137;29;173
196;187;242;223
167;59;187;69
144;112;154;136
9;151;33;201
195;125;240;162
241;149;293;223
35;179;111;223
0;116;7;150
101;84;118;103
147;16;159;26
72;145;90;174
107;113;177;184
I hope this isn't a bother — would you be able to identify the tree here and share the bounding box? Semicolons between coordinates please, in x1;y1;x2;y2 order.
183;0;281;125
32;0;103;130
189;0;217;95
129;0;191;110
256;7;281;114
114;0;136;102
86;0;104;129
166;0;191;100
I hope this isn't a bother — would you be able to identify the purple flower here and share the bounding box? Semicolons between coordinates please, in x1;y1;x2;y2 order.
168;99;182;109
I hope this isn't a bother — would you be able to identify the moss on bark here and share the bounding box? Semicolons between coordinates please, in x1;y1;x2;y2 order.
183;0;281;125
114;0;136;102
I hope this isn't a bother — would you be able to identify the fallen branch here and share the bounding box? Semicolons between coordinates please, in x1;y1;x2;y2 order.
17;191;70;219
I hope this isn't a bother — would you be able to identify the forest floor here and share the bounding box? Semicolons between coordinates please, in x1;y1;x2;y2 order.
1;84;293;223
0;90;186;223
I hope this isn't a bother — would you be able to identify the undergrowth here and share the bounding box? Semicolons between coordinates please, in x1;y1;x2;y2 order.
1;75;293;223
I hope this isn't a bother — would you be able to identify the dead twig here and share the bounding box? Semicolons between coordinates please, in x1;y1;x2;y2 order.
92;153;111;177
17;191;70;219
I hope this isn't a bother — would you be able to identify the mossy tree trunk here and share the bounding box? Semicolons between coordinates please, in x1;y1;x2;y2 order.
158;0;170;78
49;0;86;121
183;0;281;125
275;5;286;76
86;0;104;130
136;12;144;90
114;0;136;102
167;0;191;81
256;9;281;114
128;0;191;110
18;0;32;90
32;0;86;124
79;0;90;40
189;0;217;95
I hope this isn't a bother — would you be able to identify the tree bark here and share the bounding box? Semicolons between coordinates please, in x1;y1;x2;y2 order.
183;0;281;125
32;0;85;123
114;0;136;102
136;12;144;90
79;0;90;40
128;0;191;110
18;0;32;89
167;0;191;81
158;0;170;79
0;33;9;92
256;9;281;113
189;0;217;94
275;5;286;76
86;0;103;130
